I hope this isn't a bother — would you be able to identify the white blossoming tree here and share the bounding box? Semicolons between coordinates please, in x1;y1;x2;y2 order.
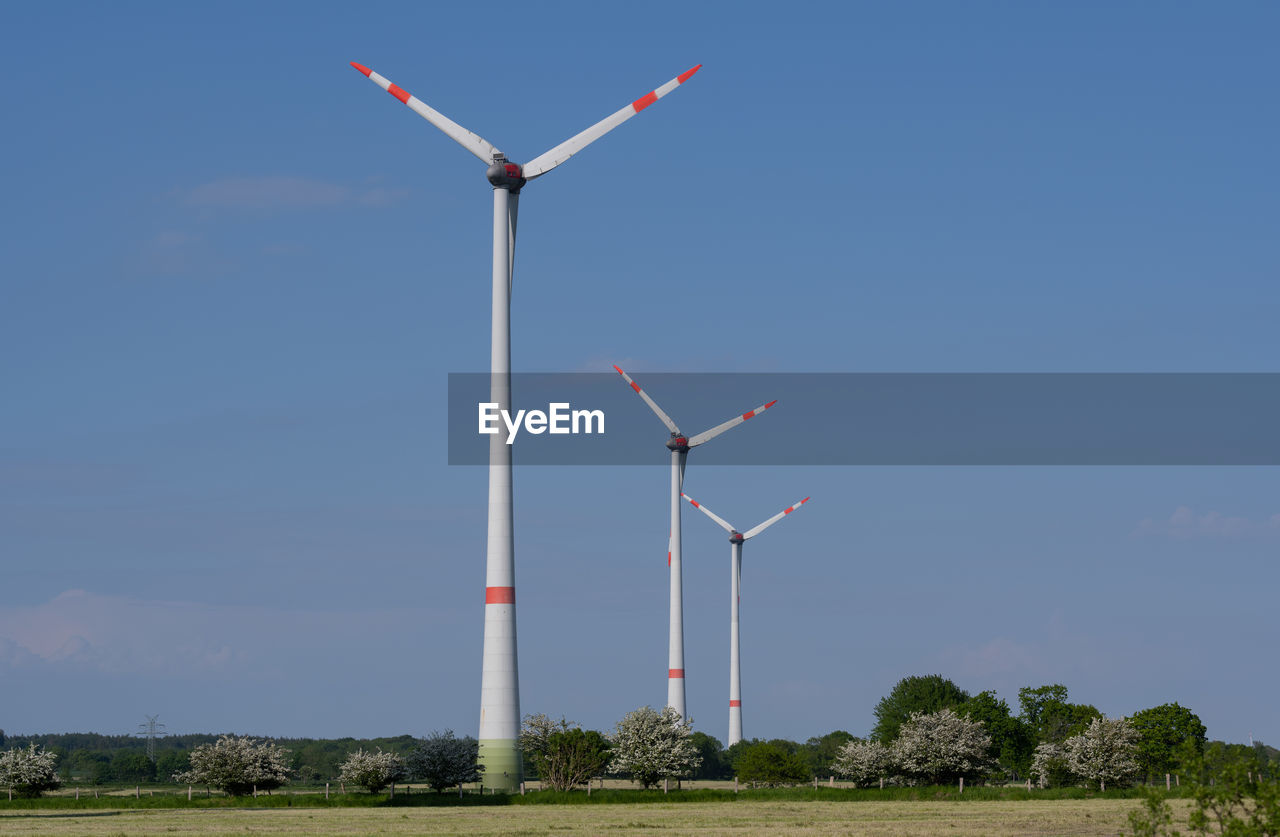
1063;716;1140;791
174;735;291;796
891;708;994;786
338;748;405;793
832;739;895;787
1029;741;1075;788
0;743;62;798
608;706;702;789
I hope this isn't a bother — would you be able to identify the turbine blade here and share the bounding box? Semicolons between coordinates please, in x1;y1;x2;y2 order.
351;62;501;163
743;497;810;540
613;365;681;436
522;65;702;180
681;492;737;535
686;399;777;447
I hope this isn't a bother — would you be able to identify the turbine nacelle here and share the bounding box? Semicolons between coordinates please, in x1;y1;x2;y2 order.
665;433;690;452
728;532;745;545
486;161;526;193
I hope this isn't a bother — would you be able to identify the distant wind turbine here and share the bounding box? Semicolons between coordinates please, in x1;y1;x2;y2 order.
683;491;810;745
613;365;776;719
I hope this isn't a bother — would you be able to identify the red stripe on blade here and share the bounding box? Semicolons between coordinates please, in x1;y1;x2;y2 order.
388;84;411;104
668;669;685;678
630;381;642;393
350;62;372;77
632;91;659;112
742;410;755;420
729;700;741;707
677;65;702;84
485;586;515;604
764;400;778;409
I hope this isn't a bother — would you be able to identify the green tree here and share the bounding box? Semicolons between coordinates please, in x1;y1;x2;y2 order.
689;732;729;780
1130;703;1206;780
111;751;156;783
734;740;810;786
802;731;855;778
155;750;189;784
960;691;1034;779
1018;684;1101;744
517;715;609;791
872;675;970;743
406;731;482;793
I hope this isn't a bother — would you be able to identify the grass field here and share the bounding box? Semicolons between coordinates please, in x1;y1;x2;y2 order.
0;797;1188;836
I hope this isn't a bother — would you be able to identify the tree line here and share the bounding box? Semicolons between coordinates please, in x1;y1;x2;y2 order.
3;676;1277;791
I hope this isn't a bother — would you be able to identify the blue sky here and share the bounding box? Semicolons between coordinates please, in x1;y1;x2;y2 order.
2;2;1277;747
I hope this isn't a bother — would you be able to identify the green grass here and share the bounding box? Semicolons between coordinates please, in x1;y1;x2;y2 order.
1;783;1190;810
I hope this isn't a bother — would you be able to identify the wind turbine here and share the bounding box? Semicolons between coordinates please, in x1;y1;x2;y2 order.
351;62;702;790
682;491;809;746
613;366;776;720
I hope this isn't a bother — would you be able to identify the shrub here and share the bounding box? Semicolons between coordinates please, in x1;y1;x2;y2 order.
407;731;482;792
608;706;701;789
338;748;404;793
891;708;993;785
833;739;895;787
174;736;291;796
734;740;811;786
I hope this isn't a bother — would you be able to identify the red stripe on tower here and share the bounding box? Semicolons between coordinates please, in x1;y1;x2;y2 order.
677;65;702;84
388;84;411;104
668;668;685;678
729;700;741;707
632;91;659;112
485;586;515;604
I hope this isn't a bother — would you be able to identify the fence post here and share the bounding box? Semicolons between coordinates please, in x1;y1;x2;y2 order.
813;777;818;790
76;788;79;800
959;777;964;794
734;776;738;793
136;785;140;799
663;778;669;794
390;782;395;799
520;781;525;796
325;783;329;799
829;775;834;788
253;784;257;798
1166;773;1171;790
587;782;591;797
1176;775;1180;787
880;777;885;790
189;785;193;801
1026;778;1031;791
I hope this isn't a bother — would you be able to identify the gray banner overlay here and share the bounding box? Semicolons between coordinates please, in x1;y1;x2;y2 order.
447;373;1280;465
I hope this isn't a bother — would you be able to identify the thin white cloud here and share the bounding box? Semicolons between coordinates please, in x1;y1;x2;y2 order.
1135;506;1280;539
183;176;407;210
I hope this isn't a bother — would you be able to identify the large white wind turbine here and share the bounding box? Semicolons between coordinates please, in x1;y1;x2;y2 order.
613;366;776;720
682;491;810;746
352;62;701;790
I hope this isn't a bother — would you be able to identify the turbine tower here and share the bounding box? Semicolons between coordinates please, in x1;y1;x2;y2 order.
352;63;701;790
613;366;776;719
683;492;809;745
